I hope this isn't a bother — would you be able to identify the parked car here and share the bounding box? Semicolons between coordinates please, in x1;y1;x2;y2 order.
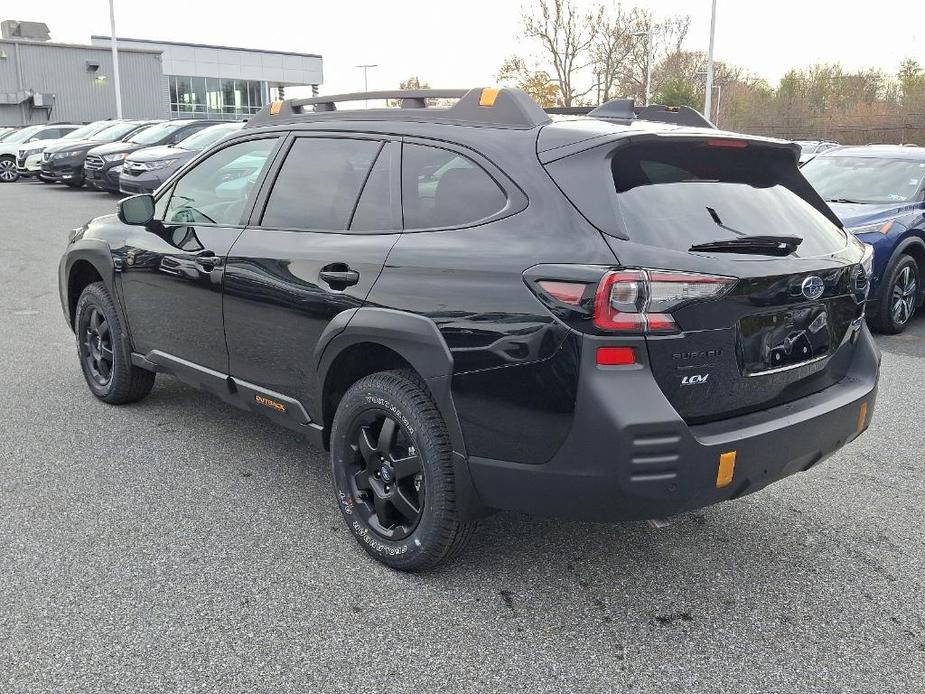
796;140;840;165
802;144;925;333
84;119;223;193
40;120;160;188
59;88;879;571
0;126;23;141
17;120;115;181
0;122;81;182
120;121;244;194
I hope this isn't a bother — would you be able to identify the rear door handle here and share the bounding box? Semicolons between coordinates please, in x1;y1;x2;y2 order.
320;267;360;288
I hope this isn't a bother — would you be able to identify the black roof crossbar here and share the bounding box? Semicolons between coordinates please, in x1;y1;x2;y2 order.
545;98;716;129
246;88;552;129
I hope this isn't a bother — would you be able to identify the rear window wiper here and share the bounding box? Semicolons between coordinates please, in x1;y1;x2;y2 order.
689;235;803;256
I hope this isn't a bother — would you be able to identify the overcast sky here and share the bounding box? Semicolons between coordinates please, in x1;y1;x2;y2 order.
4;0;923;97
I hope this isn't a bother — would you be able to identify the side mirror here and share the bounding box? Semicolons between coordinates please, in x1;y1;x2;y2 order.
118;194;155;226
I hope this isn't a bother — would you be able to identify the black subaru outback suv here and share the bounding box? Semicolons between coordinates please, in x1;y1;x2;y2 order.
59;88;880;571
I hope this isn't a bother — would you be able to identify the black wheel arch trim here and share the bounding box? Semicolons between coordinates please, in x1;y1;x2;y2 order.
60;240;130;337
315;307;489;520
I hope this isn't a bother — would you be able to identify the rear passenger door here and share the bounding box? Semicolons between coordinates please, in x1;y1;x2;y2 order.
223;133;401;415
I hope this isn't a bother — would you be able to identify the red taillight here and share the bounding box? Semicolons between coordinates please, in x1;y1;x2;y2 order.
596;346;637;366
537;280;587;305
593;269;734;334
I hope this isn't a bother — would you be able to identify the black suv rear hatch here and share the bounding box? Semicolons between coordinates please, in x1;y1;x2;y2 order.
542;131;868;423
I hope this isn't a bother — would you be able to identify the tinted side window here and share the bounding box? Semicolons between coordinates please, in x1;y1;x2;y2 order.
350;144;395;232
401;143;506;229
164;137;278;226
261;137;381;230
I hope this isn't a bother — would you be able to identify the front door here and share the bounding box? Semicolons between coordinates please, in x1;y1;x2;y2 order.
119;136;282;372
223;135;401;416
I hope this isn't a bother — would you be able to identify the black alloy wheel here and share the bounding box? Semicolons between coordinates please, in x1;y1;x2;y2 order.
80;306;114;387
347;410;425;540
330;370;476;571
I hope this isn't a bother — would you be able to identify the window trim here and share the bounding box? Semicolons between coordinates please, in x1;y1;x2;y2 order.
153;132;285;229
398;136;527;233
248;131;400;234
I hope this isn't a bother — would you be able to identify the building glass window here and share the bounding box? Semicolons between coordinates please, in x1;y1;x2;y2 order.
168;75;267;120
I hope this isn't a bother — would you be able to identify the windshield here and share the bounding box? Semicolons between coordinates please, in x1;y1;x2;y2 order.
176;123;242;151
798;142;818;154
89;122;144;142
128;121;183;145
802;155;925;204
63;121;114;140
545;139;847;257
3;125;45;144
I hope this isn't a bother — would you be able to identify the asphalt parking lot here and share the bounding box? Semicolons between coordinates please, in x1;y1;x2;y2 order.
1;180;923;693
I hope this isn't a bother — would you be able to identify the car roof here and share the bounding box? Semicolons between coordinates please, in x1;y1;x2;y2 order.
814;144;925;160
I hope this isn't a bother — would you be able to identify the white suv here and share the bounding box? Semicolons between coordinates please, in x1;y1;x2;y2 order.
0;123;80;182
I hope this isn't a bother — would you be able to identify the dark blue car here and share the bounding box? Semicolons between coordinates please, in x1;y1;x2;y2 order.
802;145;925;333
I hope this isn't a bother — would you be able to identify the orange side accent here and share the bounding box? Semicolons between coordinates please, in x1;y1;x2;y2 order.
479;87;500;107
716;451;737;488
269;100;283;115
857;402;868;433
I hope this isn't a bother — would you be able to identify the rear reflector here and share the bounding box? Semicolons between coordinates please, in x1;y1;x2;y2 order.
596;346;637;366
856;402;868;433
716;451;737;488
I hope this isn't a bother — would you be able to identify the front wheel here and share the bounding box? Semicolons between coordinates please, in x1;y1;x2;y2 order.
872;254;920;334
74;282;155;404
0;156;19;183
330;370;476;571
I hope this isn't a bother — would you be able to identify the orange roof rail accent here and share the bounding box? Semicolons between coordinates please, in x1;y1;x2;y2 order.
479;87;500;107
269;100;283;115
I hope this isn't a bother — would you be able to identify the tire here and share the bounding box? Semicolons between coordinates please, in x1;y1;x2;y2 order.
330;369;476;571
871;254;920;334
0;155;19;183
74;281;155;404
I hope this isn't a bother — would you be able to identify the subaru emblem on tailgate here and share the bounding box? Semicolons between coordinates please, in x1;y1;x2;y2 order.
801;276;825;300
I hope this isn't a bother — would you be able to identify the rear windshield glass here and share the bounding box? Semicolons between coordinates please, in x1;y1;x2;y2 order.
545;139;847;257
801;155;925;204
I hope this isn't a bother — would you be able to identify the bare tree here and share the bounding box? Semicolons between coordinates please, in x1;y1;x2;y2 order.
496;56;561;107
590;5;635;102
520;0;603;106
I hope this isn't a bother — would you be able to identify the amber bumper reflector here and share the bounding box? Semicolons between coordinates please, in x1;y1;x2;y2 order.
857;402;868;433
716;451;736;488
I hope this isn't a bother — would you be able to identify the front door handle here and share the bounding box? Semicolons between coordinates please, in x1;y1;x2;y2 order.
195;251;220;271
320;266;360;288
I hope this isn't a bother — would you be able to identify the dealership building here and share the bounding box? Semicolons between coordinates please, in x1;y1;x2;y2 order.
0;20;323;125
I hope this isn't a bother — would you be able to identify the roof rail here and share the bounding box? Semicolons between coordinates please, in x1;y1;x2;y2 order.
246;87;551;130
544;98;716;129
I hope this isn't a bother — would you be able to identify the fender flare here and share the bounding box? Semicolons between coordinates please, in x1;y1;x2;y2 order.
60;239;127;333
315;308;488;519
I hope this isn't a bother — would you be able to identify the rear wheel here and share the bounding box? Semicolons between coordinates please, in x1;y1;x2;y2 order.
0;156;19;183
330;370;476;571
872;254;920;334
75;282;155;404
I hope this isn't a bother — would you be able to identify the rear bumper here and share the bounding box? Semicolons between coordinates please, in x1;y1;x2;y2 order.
467;326;880;522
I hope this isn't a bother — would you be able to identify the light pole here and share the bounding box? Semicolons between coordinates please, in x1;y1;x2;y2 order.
704;0;717;120
631;28;654;106
355;64;377;107
108;0;123;118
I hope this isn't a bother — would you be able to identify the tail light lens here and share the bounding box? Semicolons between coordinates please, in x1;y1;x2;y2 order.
594;269;735;334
